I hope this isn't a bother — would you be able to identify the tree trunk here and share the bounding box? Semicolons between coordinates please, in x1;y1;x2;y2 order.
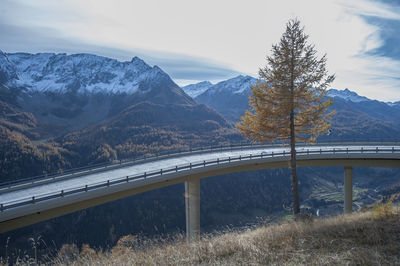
289;39;300;215
290;110;300;215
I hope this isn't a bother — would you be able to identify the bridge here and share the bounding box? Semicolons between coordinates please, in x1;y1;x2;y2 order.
0;142;399;241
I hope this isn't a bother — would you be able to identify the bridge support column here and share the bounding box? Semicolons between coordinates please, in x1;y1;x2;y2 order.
344;166;353;214
185;177;200;242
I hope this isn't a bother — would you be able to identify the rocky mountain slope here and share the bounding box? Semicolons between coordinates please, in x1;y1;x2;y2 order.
0;51;238;180
188;75;400;140
0;51;198;136
182;81;213;98
1;52;400;260
4;52;190;98
189;75;257;121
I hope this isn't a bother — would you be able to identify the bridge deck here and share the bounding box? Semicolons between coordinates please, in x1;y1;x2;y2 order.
0;143;399;232
0;145;288;204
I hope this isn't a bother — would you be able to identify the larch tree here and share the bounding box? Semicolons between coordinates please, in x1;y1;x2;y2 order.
237;19;335;215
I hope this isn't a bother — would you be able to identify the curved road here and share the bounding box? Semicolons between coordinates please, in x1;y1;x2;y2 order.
0;142;399;232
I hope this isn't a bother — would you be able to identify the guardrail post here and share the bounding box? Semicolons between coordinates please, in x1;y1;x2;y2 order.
344;166;353;214
185;177;200;242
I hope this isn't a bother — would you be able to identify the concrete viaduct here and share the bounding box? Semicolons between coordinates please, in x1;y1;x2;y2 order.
0;142;399;241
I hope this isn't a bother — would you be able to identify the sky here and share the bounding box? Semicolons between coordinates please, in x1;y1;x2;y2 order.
1;0;400;101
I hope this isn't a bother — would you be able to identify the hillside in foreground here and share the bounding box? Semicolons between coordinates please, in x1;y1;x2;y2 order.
13;203;399;265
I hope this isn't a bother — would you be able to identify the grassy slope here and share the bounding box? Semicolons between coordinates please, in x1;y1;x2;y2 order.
47;206;400;265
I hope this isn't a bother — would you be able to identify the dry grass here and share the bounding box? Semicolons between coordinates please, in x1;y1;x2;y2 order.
9;205;400;265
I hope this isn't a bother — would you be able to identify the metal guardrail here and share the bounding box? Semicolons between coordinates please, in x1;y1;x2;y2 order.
2;140;400;190
0;141;262;189
0;144;399;213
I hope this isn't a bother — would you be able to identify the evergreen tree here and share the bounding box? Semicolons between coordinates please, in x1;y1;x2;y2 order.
237;19;335;215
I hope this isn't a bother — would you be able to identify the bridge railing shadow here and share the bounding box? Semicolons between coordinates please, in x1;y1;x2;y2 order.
1;145;400;213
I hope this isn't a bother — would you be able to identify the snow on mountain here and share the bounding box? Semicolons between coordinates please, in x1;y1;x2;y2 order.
387;101;400;108
194;75;257;121
197;75;257;98
182;81;213;98
0;50;19;84
3;52;174;94
327;88;370;103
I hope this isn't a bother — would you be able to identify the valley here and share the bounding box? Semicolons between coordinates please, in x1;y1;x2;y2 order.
0;51;399;262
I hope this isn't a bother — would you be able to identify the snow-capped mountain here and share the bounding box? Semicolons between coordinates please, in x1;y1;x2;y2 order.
327;88;369;103
0;51;199;134
188;76;400;137
183;74;257;100
194;75;257;121
198;75;257;97
3;52;187;96
182;81;213;98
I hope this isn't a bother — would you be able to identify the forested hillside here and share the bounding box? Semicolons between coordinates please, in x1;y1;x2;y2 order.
1;52;399;261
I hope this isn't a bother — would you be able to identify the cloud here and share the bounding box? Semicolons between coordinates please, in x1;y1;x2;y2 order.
1;0;400;101
0;23;239;84
333;0;400;101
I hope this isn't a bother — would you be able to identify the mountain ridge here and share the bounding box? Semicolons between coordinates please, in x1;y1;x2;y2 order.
1;51;400;262
182;81;213;98
187;75;400;138
0;52;204;137
193;75;257;121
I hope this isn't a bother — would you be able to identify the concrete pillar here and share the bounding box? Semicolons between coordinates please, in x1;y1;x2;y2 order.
344;166;353;214
185;177;200;242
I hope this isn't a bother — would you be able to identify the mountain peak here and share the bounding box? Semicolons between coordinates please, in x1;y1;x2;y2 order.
130;56;148;67
3;52;174;94
207;75;257;95
182;81;213;98
327;88;370;103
